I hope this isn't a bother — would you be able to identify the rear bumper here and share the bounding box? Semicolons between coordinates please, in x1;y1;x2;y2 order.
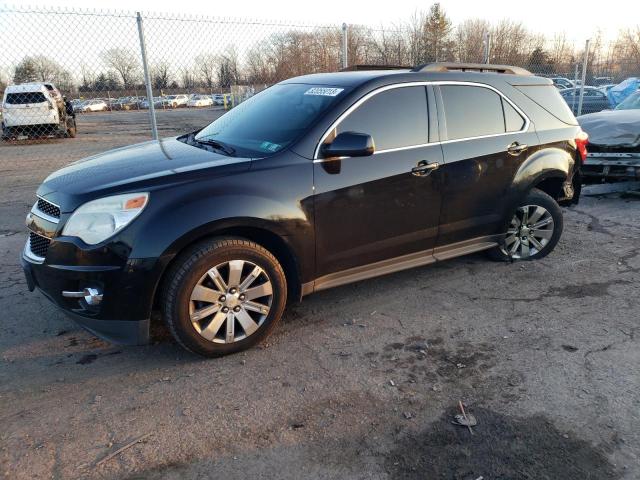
2;110;59;127
20;243;164;345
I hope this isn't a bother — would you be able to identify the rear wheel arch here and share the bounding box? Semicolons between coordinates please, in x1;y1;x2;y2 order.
512;147;573;196
532;175;565;200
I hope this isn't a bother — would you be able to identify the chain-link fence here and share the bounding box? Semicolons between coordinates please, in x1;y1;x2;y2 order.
1;5;639;197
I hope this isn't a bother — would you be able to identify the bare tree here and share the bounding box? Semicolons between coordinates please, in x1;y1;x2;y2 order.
194;53;217;89
13;55;73;90
218;46;240;88
548;33;575;75
405;4;455;65
101;48;140;88
180;67;197;90
456;19;489;63
490;20;538;65
151;61;171;90
368;26;409;65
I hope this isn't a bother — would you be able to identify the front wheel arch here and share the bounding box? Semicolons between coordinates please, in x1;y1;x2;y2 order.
152;225;302;314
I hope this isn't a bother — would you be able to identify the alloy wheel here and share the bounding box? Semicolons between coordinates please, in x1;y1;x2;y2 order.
501;204;554;259
189;260;273;343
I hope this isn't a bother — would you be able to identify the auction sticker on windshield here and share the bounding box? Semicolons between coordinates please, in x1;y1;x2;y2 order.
304;87;344;96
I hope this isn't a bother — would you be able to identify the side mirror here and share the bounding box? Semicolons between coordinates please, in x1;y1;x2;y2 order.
322;131;374;158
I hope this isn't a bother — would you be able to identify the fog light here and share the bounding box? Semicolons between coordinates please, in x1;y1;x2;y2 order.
62;287;103;305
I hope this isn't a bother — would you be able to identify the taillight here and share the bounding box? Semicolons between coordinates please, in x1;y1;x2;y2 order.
576;131;588;163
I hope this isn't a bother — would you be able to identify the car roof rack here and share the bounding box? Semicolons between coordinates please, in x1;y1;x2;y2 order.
340;64;411;71
411;62;532;75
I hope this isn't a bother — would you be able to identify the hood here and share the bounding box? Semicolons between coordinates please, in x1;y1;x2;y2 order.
38;137;251;211
577;109;640;147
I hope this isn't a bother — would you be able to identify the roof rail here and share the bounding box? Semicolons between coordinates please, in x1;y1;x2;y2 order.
340;64;411;72
411;62;532;76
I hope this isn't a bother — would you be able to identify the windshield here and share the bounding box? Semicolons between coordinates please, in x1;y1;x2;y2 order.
615;91;640;110
194;83;347;157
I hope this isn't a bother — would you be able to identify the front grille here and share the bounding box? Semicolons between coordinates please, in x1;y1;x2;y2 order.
36;198;61;219
29;232;51;258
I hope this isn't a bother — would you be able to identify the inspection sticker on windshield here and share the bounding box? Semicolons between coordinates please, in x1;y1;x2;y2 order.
260;141;281;152
304;87;344;97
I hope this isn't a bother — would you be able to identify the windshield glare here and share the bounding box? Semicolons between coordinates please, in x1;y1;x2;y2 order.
194;84;346;157
615;91;640;110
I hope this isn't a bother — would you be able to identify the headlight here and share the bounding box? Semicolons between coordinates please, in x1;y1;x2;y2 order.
62;193;149;245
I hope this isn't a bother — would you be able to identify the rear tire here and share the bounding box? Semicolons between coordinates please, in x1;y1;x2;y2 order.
489;188;563;261
162;237;287;357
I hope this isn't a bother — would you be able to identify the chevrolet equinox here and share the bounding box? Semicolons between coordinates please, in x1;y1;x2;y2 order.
22;63;587;357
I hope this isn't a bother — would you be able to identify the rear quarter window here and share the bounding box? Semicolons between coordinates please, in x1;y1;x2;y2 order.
5;92;48;104
515;85;577;125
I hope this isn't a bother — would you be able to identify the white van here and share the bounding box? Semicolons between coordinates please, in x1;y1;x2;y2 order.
1;82;76;139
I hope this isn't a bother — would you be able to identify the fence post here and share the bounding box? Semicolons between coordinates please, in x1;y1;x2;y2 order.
483;32;491;64
341;23;348;70
577;38;590;117
572;63;579;113
136;12;158;140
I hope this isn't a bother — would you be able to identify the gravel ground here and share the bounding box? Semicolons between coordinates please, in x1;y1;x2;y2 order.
1;111;639;479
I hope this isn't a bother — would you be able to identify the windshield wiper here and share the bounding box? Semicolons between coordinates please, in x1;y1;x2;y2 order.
194;137;236;156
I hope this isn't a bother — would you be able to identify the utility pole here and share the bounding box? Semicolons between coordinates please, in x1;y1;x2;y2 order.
577;38;590;117
483;32;491;64
341;23;348;70
136;12;158;140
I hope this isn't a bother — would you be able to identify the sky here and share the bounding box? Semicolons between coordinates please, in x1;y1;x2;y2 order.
11;0;639;43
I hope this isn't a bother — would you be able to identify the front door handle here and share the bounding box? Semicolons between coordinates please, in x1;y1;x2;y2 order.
507;142;528;156
411;160;439;177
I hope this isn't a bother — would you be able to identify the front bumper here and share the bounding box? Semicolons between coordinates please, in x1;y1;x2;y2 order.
583;152;640;181
21;239;166;346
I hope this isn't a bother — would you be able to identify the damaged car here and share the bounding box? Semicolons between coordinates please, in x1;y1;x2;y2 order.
579;90;640;182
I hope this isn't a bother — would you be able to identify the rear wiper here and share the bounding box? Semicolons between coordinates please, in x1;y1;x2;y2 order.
194;137;236;156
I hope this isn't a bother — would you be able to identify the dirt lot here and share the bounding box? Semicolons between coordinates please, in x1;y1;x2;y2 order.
0;107;224;203
1;111;639;479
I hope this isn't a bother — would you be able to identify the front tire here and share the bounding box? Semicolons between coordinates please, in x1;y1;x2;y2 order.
162;237;287;357
490;188;563;261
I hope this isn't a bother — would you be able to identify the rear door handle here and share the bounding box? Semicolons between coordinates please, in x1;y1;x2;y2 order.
411;161;439;177
507;142;528;156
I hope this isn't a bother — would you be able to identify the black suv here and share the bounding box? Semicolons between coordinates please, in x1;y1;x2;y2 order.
22;63;587;357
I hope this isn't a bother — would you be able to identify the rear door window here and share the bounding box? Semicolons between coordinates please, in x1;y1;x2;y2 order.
5;92;48;104
440;85;506;140
336;86;429;151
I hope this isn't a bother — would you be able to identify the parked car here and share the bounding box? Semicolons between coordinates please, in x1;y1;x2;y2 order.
593;77;613;87
22;63;585;356
606;77;639;107
551;77;574;89
578;90;640;182
597;84;616;94
560;87;611;114
187;95;214;108
112;96;140;111
2;82;76;139
211;94;226;105
140;97;161;109
614;90;640;111
77;99;109;113
70;99;85;110
160;94;189;108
